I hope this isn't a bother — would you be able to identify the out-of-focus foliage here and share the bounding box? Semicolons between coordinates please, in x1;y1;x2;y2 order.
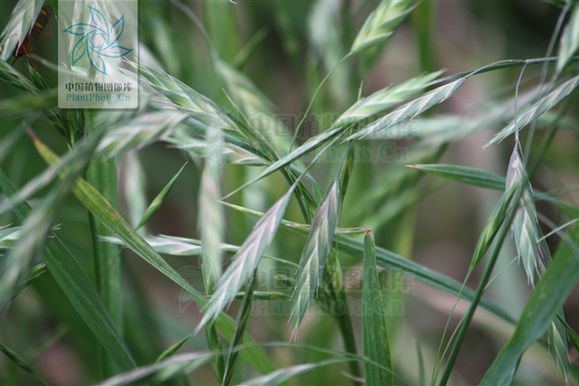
0;1;578;385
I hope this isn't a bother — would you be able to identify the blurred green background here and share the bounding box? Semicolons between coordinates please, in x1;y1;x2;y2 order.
1;1;578;385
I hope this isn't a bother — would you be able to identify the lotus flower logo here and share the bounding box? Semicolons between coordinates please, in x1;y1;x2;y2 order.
64;6;132;75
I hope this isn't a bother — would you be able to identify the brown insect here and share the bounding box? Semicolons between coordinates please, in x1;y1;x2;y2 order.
14;5;53;59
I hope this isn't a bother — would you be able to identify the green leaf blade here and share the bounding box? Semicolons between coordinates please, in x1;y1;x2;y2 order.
408;163;506;191
480;249;579;385
362;232;393;386
136;162;188;230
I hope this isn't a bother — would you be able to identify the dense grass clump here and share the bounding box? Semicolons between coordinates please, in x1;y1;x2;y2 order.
0;0;578;385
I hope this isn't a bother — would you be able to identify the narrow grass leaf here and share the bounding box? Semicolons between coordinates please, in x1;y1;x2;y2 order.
238;359;351;386
30;136;278;376
31;135;202;297
104;234;202;256
351;0;417;55
104;234;296;270
225;72;453;197
362;232;393;386
97;352;215;386
560;316;579;352
480;248;579;385
0;262;46;305
136;162;188;230
406;163;579;219
0;341;47;385
136;63;317;214
0;169;137;371
484;75;579;147
433;185;515;383
0;130;100;306
218;87;317;222
222;274;256;386
437;186;520;386
408;164;506;191
155;334;192;362
0;129;103;216
103;235;209;256
86;146;124;370
470;186;517;270
416;342;426;386
224;202;517;325
225;128;343;199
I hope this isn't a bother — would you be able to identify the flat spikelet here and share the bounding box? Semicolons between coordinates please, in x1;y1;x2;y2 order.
485;75;579;147
505;147;569;377
198;113;225;292
0;61;38;91
97;111;189;158
121;151;147;228
346;78;466;141
216;60;291;156
548;319;569;381
289;175;341;336
0;0;44;61
138;63;236;132
1;130;101;307
334;71;442;126
505;148;547;285
351;0;417;55
0;226;21;249
557;3;579;73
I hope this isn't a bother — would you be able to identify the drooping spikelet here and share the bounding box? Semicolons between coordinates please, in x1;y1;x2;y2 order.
505;146;569;379
505;147;547;285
